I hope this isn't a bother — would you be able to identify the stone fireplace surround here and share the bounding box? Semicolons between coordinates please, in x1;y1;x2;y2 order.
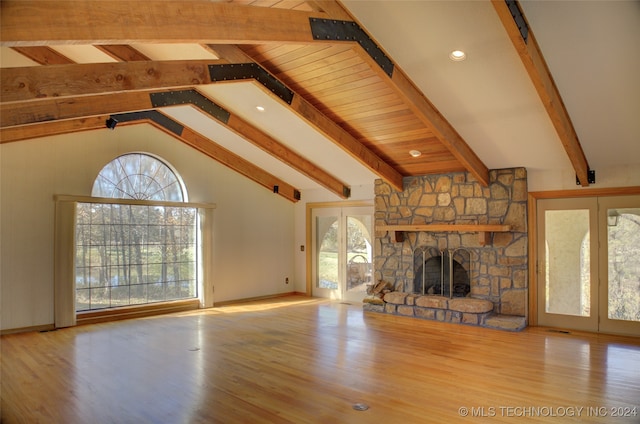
365;168;528;331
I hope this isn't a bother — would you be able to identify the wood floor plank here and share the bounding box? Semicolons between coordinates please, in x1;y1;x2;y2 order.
2;295;639;423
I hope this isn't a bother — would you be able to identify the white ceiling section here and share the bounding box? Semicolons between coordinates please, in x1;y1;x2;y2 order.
200;82;379;187
161;104;324;191
519;0;640;169
343;0;571;172
122;44;367;192
50;45;117;64
157;81;381;195
0;46;39;67
343;0;640;188
131;43;219;61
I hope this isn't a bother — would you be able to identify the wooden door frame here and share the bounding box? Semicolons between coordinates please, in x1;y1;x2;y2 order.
305;201;373;296
527;186;640;326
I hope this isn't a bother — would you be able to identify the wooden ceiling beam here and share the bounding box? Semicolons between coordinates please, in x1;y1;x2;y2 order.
2;57;403;192
0;1;326;46
491;0;590;186
307;1;353;20
1;92;151;128
0;0;483;188
347;48;490;187
388;66;490;186
0;116;108;144
155;115;301;203
309;0;490;186
1;60;222;103
224;112;350;198
289;94;404;191
1;63;351;197
0;113;301;202
0;88;349;199
208;45;404;191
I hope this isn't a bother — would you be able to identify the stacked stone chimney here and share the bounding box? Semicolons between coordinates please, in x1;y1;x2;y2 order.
374;168;528;317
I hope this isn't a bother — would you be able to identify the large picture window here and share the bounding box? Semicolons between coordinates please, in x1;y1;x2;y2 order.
75;153;197;312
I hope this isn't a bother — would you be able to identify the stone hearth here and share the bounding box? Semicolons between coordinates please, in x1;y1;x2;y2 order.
363;294;526;331
368;168;528;330
386;292;493;325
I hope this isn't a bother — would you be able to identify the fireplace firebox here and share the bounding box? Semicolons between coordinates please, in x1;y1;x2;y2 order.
413;247;472;298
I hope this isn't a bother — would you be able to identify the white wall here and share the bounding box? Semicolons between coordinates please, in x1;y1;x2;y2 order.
0;125;296;331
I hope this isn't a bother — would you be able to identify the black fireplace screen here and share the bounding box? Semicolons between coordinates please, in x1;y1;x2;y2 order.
413;248;471;298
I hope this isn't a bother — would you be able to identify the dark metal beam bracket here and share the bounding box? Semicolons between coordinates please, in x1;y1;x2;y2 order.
208;63;294;105
107;110;184;136
576;169;596;185
309;18;394;77
150;90;230;124
506;0;529;43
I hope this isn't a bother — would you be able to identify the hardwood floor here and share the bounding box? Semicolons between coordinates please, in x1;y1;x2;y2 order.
2;295;639;423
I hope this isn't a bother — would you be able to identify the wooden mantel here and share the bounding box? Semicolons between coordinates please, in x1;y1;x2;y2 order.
377;224;511;246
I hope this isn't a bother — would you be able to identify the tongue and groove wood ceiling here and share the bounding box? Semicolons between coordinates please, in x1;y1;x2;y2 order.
1;0;594;201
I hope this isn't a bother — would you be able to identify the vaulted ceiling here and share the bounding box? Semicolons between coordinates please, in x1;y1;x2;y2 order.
2;1;639;202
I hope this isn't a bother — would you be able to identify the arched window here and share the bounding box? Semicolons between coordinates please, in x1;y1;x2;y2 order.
75;153;197;312
92;153;187;201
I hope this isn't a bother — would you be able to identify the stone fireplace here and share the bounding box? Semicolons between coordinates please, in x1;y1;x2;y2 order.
365;168;528;330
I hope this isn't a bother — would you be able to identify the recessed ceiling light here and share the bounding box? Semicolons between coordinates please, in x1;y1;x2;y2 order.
256;106;265;112
449;50;466;61
409;150;422;158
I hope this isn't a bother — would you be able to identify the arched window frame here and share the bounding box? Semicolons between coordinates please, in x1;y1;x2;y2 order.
92;152;188;202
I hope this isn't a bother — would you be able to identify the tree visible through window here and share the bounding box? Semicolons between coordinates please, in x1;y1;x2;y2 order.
607;210;640;321
92;152;185;201
76;153;197;311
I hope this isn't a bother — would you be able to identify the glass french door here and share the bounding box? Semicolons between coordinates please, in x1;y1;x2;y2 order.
598;196;640;335
311;206;373;302
537;195;640;336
